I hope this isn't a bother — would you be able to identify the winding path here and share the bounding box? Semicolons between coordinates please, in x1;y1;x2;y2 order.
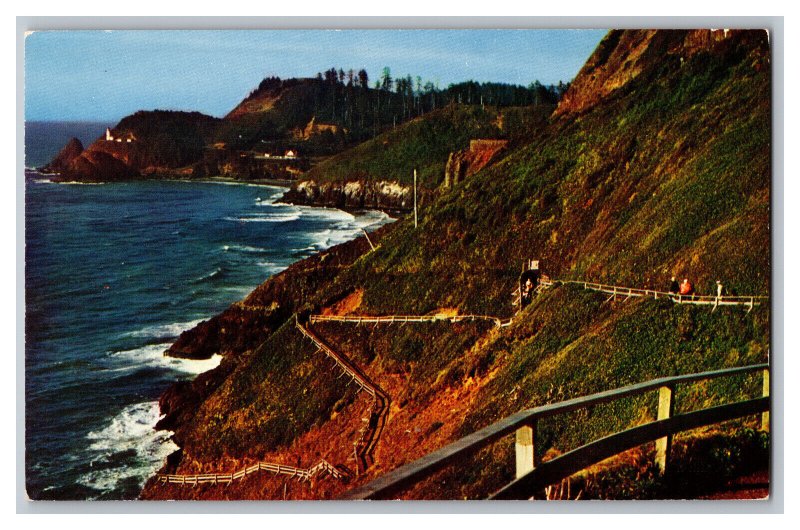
295;318;390;473
157;459;345;485
156;276;766;489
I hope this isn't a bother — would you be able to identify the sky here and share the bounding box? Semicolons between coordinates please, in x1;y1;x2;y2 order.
25;29;607;122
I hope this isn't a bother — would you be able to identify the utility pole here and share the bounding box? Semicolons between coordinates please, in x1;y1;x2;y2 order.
413;168;418;228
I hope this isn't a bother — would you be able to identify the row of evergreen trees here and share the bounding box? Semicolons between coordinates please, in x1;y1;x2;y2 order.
233;68;569;149
310;66;568;117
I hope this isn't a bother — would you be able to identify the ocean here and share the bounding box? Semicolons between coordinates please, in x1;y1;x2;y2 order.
24;122;392;500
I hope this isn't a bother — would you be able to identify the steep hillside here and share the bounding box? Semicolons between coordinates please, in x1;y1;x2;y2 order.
140;29;771;500
302;104;551;187
280;104;552;209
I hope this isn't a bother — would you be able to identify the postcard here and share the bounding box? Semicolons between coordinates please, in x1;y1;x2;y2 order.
23;28;771;502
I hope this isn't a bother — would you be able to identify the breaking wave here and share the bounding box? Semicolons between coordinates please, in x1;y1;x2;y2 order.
78;401;178;497
107;343;223;375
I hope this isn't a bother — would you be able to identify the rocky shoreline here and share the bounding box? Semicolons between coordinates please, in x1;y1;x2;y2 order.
142;223;394;494
280;178;413;212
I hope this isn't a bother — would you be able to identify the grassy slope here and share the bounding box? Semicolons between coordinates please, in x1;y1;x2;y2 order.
303;104;552;187
143;30;771;500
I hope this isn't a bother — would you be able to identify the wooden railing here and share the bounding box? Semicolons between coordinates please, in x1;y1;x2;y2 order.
541;279;768;311
295;318;390;473
341;363;769;500
157;459;345;486
310;314;511;327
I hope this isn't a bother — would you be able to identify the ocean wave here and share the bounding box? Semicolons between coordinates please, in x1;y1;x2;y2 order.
297;206;356;223
222;244;270;254
78;401;178;496
123;318;206;340
193;180;289;191
223;212;301;223
301;209;393;252
192;267;225;284
255;190;287;205
58;181;106;186
108;343;223;375
256;261;287;275
355;209;394;228
217;286;255;299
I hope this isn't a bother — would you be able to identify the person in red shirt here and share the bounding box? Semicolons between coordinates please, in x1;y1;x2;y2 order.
679;278;694;297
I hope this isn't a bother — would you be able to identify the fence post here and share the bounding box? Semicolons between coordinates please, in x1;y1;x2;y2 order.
515;422;536;479
655;385;674;474
762;368;770;431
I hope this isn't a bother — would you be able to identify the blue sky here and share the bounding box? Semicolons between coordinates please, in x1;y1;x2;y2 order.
25;29;607;122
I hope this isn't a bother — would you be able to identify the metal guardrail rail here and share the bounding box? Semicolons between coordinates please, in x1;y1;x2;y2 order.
341;363;770;500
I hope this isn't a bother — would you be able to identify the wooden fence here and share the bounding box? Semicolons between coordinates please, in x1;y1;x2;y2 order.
310;314;512;327
295;318;390;473
341;363;769;500
542;280;768;311
157;459;345;486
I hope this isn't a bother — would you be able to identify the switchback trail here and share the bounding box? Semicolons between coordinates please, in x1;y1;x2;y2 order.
155;274;766;491
157;459;345;485
296;318;390;473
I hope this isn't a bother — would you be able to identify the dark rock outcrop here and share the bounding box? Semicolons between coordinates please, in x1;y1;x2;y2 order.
281;179;412;211
54;146;140;182
45;110;219;182
40;137;83;174
443;139;507;187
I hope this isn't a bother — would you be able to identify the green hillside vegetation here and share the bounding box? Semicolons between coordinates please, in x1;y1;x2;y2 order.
304;104;553;187
213;74;563;153
114;110;220;168
143;30;771;500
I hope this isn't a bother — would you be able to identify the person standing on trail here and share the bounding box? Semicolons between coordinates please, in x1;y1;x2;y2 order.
521;278;534;307
669;276;679;295
716;280;723;299
679;278;694;297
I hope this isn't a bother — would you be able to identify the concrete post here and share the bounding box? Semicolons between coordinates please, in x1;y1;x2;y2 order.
762;368;770;431
515;422;536;479
655;385;674;474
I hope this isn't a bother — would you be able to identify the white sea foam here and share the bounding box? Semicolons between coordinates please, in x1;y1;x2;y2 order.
195;180;288;190
302;209;393;251
192;267;224;283
256;261;287;275
78;401;178;495
255;190;287;205
223;211;301;223
59;181;105;186
297;205;355;222
223;244;270;254
217;286;255;299
108;343;223;375
124;318;206;340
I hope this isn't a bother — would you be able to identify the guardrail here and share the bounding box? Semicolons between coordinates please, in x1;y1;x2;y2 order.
541;280;768;311
310;314;508;327
341;363;769;500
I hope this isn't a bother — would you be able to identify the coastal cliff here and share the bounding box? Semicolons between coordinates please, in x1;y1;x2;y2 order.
44;110;219;182
139;29;771;500
281;179;413;211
